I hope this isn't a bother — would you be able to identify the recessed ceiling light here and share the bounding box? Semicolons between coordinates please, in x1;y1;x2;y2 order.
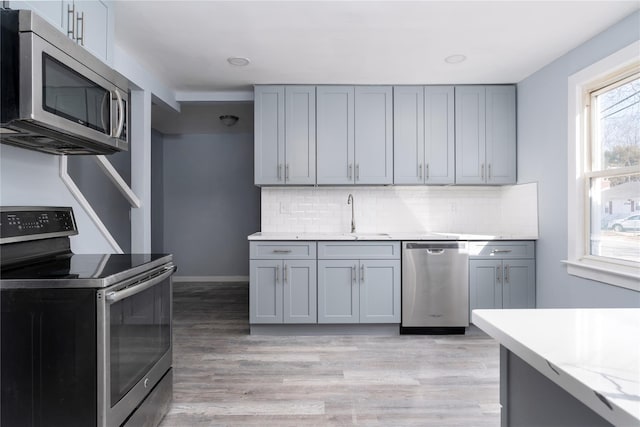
227;57;250;66
444;54;467;64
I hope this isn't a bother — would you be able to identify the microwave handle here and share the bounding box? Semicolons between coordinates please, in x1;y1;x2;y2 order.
113;89;125;139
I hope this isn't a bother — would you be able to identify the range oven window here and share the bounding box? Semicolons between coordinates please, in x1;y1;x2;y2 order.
42;53;110;134
109;276;170;406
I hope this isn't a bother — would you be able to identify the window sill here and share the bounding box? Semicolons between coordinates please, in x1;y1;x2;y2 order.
562;259;640;292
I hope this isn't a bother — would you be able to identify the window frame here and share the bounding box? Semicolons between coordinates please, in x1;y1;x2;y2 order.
565;40;640;292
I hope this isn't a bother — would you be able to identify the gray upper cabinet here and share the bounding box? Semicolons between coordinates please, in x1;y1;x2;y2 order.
69;1;110;64
485;86;517;184
354;86;393;185
254;85;316;185
316;86;355;185
317;86;392;185
455;85;516;185
7;1;112;63
394;86;454;184
285;86;316;185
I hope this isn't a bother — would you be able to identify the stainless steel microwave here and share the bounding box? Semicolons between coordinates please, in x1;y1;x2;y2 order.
0;9;129;155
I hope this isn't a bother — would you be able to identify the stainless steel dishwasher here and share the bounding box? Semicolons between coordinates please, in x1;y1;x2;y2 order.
401;241;469;334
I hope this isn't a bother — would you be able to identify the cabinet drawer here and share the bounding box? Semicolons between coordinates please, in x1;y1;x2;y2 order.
469;241;535;259
318;242;400;259
250;242;316;259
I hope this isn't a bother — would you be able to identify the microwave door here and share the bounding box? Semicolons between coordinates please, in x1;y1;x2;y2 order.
19;31;121;150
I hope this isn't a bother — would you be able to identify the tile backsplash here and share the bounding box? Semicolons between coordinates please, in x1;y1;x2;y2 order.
261;182;538;236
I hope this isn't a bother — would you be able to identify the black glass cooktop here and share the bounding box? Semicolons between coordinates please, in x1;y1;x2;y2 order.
0;253;172;288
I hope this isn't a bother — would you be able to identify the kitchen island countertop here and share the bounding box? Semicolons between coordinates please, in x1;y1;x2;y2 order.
473;308;640;426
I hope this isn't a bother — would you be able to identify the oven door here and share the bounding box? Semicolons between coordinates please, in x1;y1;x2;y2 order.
96;263;175;427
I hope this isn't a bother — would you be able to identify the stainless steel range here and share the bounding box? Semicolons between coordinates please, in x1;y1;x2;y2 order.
0;206;176;427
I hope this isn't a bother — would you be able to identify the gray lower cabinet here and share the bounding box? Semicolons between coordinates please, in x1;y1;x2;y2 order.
249;242;317;324
317;242;401;324
469;242;535;318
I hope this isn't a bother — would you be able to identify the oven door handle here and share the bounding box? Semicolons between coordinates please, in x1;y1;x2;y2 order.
105;265;176;303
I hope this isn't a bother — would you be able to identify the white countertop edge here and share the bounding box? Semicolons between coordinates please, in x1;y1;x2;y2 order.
247;232;539;241
472;309;639;426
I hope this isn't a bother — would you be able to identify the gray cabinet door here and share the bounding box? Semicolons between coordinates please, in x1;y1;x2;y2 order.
455;86;486;184
285;86;316;185
283;260;317;324
425;86;455;184
317;260;359;323
502;259;535;309
72;1;110;62
317;86;355;185
469;259;502;317
485;86;516;184
254;86;285;185
249;260;283;324
354;86;393;184
359;260;400;323
393;86;424;184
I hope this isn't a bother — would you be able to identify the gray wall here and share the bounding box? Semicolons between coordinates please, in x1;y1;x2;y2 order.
67;151;132;252
151;129;164;254
160;132;260;276
517;11;640;307
0;144;114;253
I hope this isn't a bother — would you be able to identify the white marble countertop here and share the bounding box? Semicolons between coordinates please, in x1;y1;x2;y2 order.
472;308;640;426
247;232;538;241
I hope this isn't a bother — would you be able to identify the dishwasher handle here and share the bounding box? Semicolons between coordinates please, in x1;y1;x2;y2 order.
405;242;467;250
426;249;445;255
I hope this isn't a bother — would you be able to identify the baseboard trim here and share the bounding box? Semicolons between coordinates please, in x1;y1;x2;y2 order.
173;275;249;283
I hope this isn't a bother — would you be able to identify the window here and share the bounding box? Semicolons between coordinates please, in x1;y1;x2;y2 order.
566;41;640;291
587;73;640;264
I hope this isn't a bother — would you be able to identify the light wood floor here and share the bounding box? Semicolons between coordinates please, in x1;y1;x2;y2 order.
160;282;500;426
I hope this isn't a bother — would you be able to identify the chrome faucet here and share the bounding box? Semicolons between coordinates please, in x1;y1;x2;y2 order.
347;193;356;233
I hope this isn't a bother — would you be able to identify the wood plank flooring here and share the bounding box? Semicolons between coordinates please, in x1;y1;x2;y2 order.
160;282;500;426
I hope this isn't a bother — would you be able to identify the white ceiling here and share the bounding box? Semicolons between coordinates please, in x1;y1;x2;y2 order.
115;0;639;95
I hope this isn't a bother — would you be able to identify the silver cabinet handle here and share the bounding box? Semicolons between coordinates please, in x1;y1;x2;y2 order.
496;265;502;283
504;265;510;284
275;264;280;283
272;249;292;254
348;163;353;179
418;163;423;179
352;265;356;283
360;264;364;282
67;3;76;39
426;163;430;180
76;11;84;45
277;164;282;181
356;164;360;181
285;164;290;181
491;249;512;254
481;163;485;180
488;164;492;180
284;264;288;283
